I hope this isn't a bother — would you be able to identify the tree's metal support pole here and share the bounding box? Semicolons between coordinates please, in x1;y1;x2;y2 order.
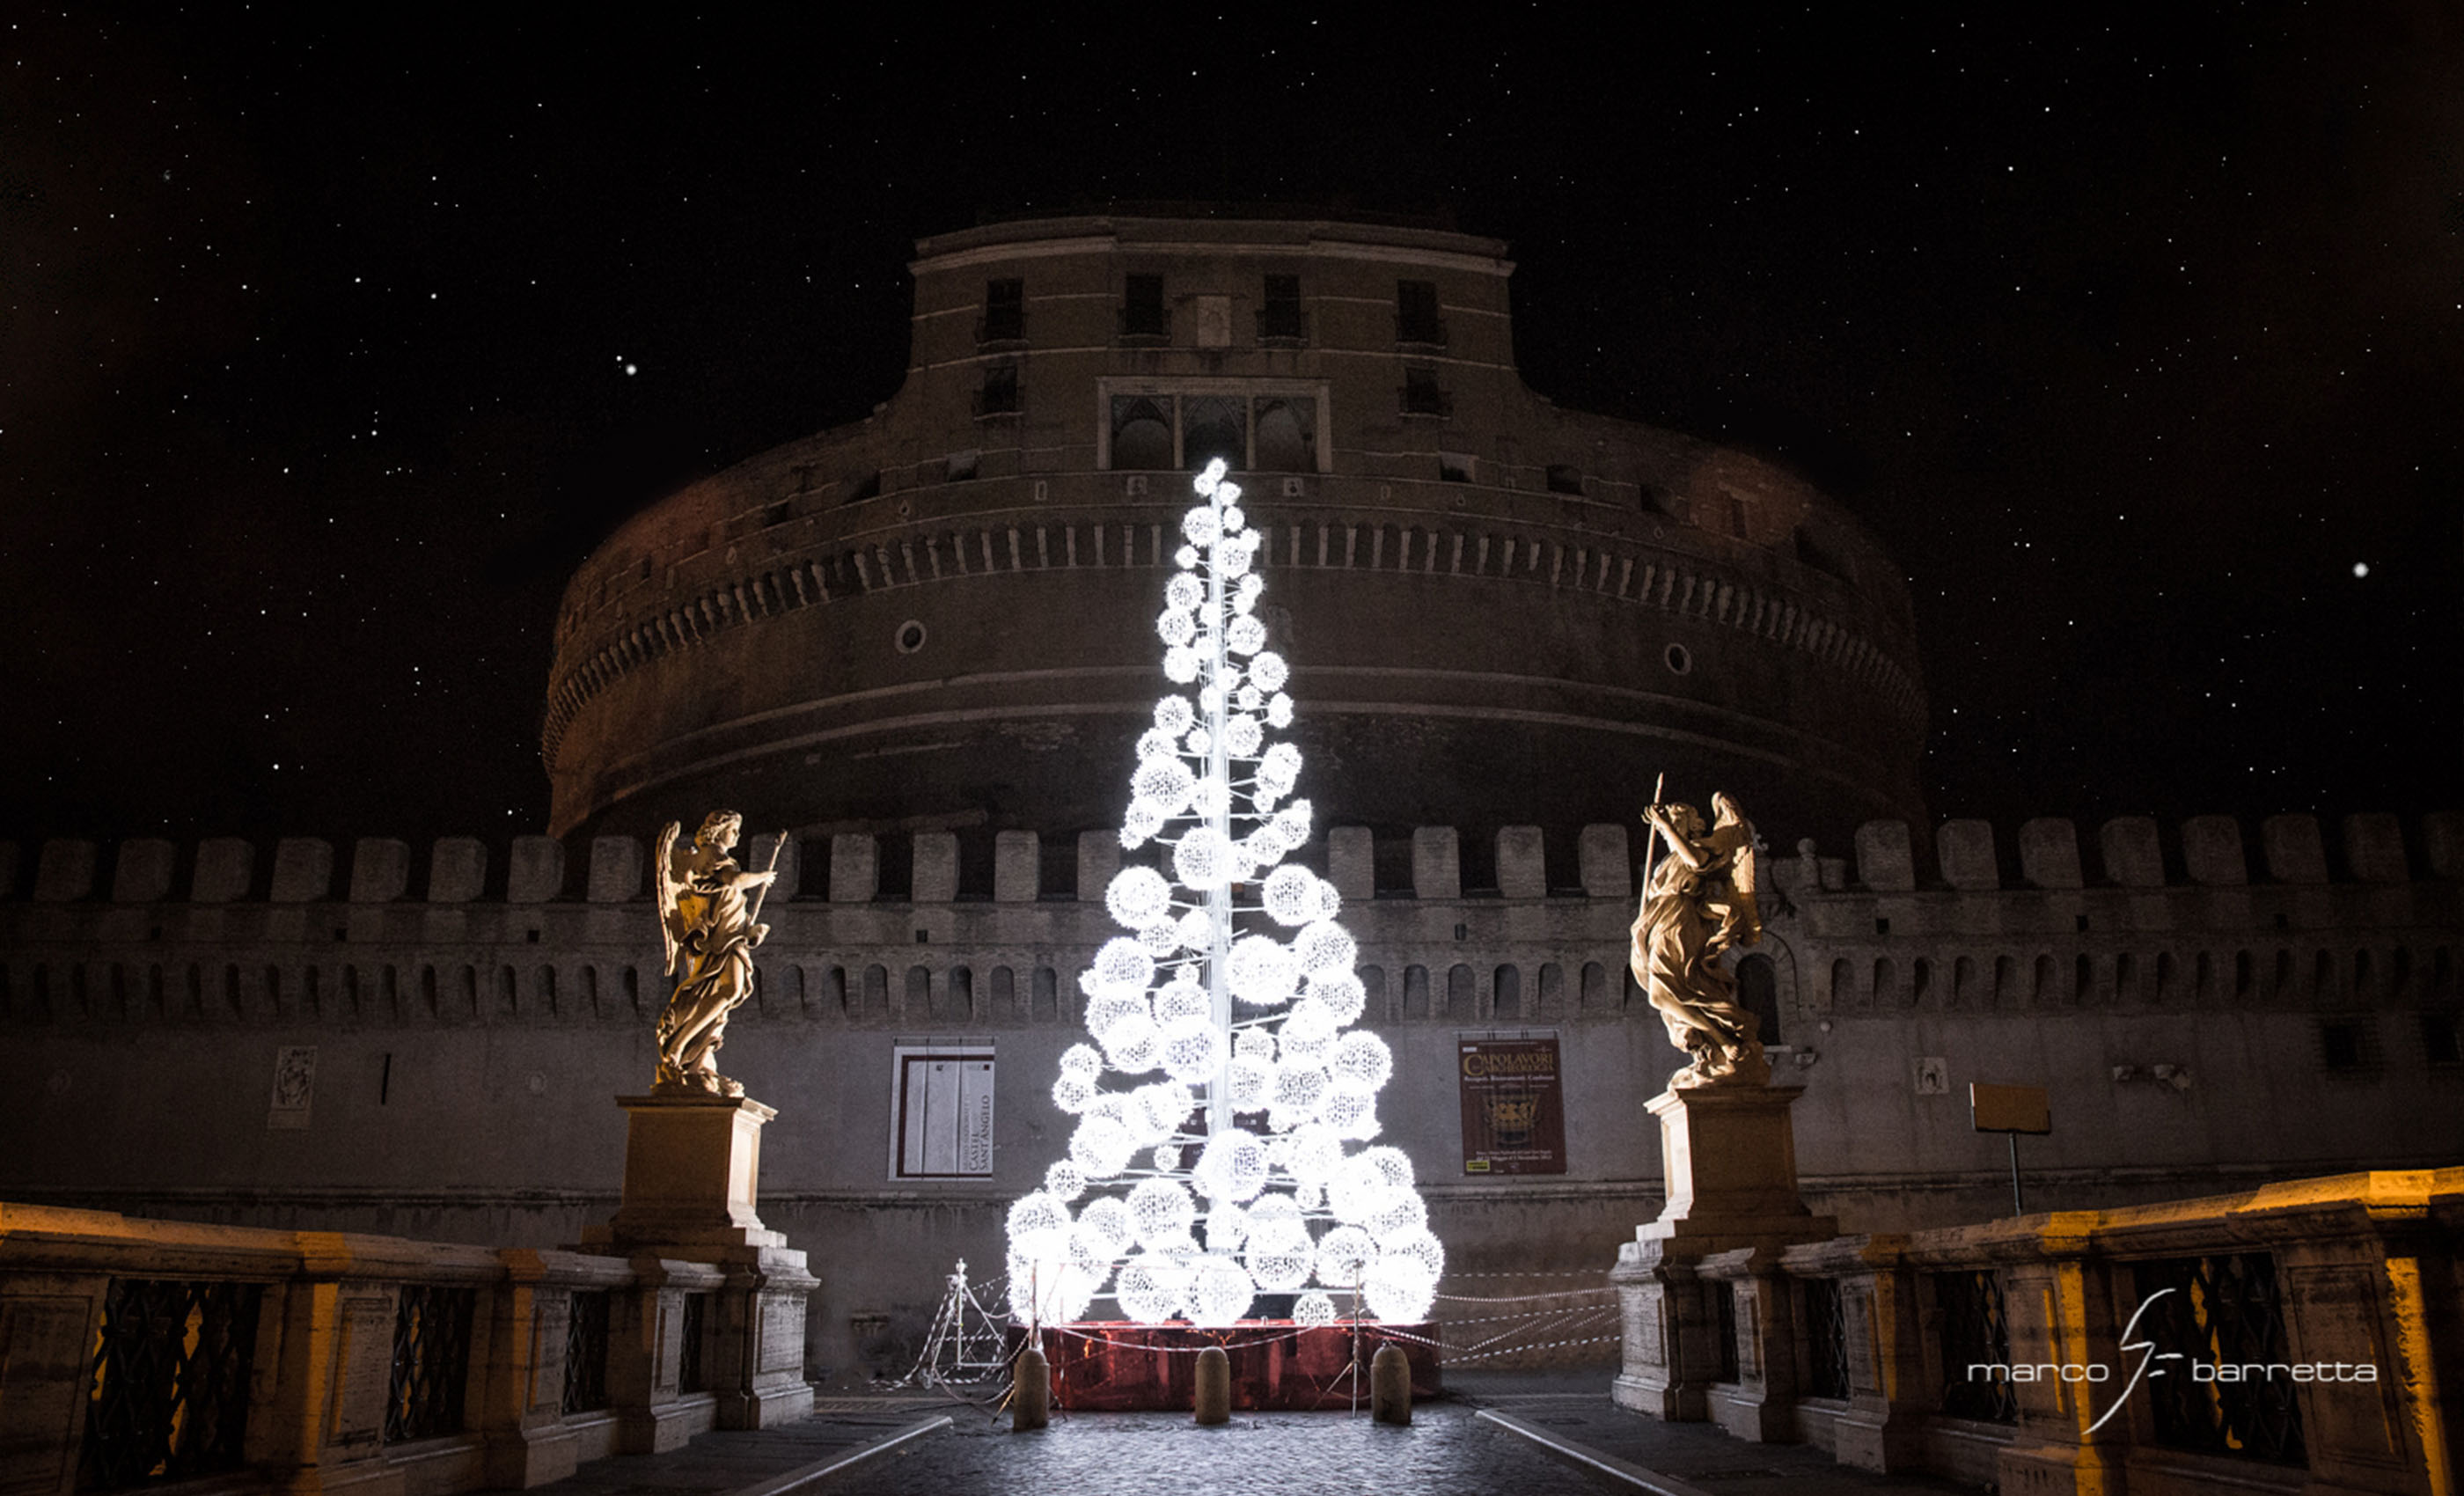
1204;480;1234;1143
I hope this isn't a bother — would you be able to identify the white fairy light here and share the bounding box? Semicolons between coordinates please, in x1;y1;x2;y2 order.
1006;460;1436;1328
1045;1160;1088;1201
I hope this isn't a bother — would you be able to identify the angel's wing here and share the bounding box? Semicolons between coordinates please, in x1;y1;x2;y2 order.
652;820;685;978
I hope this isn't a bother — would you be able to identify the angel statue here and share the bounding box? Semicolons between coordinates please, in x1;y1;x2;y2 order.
1631;791;1769;1089
651;810;781;1096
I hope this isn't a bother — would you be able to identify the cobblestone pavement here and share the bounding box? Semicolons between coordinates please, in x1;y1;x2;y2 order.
825;1403;1625;1496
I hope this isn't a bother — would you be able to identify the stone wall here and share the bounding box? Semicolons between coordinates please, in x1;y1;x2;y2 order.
1;810;2455;1379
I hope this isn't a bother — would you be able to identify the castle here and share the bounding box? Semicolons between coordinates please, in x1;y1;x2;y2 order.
4;213;2456;1382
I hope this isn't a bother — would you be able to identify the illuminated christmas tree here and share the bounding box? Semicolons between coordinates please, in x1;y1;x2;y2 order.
1005;459;1440;1328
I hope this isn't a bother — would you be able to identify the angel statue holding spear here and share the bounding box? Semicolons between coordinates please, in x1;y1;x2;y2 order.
1630;788;1769;1089
651;809;781;1096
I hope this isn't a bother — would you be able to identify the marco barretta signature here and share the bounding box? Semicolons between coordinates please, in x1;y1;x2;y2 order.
1963;1287;2379;1435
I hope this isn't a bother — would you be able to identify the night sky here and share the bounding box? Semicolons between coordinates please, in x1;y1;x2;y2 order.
5;8;2456;854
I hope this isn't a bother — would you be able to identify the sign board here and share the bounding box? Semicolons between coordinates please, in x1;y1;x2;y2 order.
890;1044;996;1179
1970;1082;2050;1135
1456;1032;1566;1175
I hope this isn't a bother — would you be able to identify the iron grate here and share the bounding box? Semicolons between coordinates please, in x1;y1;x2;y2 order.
77;1279;264;1492
1803;1278;1852;1399
1712;1282;1741;1382
676;1292;709;1396
386;1285;475;1443
562;1291;612;1415
1933;1269;2018;1423
2130;1254;2306;1466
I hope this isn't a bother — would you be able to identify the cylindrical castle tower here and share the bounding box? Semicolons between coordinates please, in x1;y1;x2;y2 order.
543;212;1926;859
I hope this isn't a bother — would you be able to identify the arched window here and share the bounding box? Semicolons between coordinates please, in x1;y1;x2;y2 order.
1255;399;1313;472
1182;395;1245;472
1492;965;1522;1021
1111;397;1172;470
1446;964;1476;1019
1734;954;1780;1044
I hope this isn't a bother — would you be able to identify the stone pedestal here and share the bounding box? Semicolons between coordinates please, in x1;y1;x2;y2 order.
1612;1081;1836;1441
576;1093;814;1432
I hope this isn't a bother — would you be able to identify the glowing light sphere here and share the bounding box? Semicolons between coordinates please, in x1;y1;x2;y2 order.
1121;801;1164;848
1294;1291;1338;1328
1245;1192;1307;1250
1329;1030;1394;1092
1319;1089;1381;1140
1137;727;1178;762
1246;1239;1311;1294
1279;1000;1338;1066
1368;1188;1430;1243
1060;1044;1104;1079
1221;499;1245;525
1193;1129;1269;1202
1362;1256;1436;1324
1152;1145;1183;1172
1051;1074;1096;1113
1164;575;1203;612
1313;1225;1377;1288
1382;1227;1446;1281
1235;686;1263;712
1284;1123;1346;1184
1262;865;1321;926
1328;1155;1395;1225
1193;459;1227;495
1176;544;1198;568
1131;1082;1194;1143
1308;970;1367;1026
1225;614;1266;656
1226;1053;1272;1110
1205;1204;1250;1251
1186;1257;1257;1326
1079;1196;1134;1254
1008;1254;1101;1325
1127;1177;1199;1247
1272;1062;1331;1119
1197;684;1224;716
1162;644;1200;683
1360;1145;1416;1192
1266;693;1294;728
1221;713;1263;757
1155;607;1196;647
1237;574;1264;609
1007;1192;1072;1262
1219;535;1257;577
1137;919;1180;954
1250;650;1289;691
1182;725;1212;757
1091;937;1155;994
1097;1013;1161;1072
1172;828;1233;891
1069;1115;1137;1178
1227;934;1299;1006
1044;1161;1088;1201
1293;921;1356;976
1117;1254;1191;1324
1160;1018;1224;1084
1086;990;1148;1042
1272;801;1314;847
1176;906;1216;951
1235;1027;1277;1059
1258;742;1302;792
1129;760;1196;819
1154;976;1208;1025
1181;504;1222;548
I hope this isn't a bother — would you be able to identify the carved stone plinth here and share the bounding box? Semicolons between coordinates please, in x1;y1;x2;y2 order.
585;1093;783;1250
1612;1082;1836;1441
576;1093;813;1431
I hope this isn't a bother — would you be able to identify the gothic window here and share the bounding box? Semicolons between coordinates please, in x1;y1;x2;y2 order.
1110;397;1173;470
1253;398;1313;473
974;364;1020;418
1181;395;1245;472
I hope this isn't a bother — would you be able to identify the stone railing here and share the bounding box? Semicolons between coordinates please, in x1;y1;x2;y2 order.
0;1203;813;1496
1621;1170;2463;1496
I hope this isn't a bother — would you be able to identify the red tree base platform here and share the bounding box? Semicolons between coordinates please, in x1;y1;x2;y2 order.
1030;1321;1440;1412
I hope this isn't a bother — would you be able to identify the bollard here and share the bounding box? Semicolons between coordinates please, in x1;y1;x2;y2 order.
1012;1346;1050;1431
1370;1343;1412;1426
1194;1345;1231;1426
